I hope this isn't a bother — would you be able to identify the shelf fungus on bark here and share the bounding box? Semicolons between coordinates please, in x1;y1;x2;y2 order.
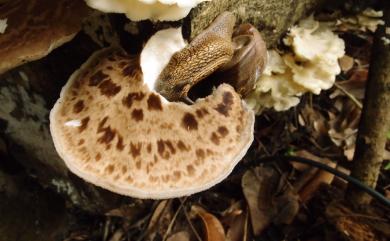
0;0;90;75
142;11;268;102
50;48;254;199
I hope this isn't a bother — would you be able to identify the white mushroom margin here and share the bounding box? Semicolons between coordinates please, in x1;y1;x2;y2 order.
246;16;345;112
85;0;210;21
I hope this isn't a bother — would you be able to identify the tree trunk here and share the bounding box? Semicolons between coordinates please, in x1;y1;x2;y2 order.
347;2;390;205
187;0;325;46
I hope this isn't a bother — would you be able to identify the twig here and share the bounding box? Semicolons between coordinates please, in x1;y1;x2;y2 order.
162;197;188;241
334;82;363;109
182;202;202;241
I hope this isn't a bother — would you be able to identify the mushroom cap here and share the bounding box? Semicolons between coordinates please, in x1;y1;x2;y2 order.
50;48;254;199
0;0;89;74
85;0;207;21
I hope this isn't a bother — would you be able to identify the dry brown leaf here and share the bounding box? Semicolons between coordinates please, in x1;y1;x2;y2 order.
242;166;300;236
386;190;390;199
166;231;191;241
226;212;247;241
348;68;369;85
339;55;355;72
220;202;247;241
192;205;226;241
326;202;388;241
146;200;173;241
292;151;339;202
328;98;361;160
299;105;330;146
299;161;336;203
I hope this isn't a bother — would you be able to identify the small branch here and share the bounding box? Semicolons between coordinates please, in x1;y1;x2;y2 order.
346;2;390;205
334;82;363;109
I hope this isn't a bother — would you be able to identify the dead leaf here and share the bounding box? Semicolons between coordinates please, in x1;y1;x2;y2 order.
242;166;300;236
326;202;388;241
220;202;247;241
299;105;330;147
328;98;361;160
166;231;191;241
192;205;226;241
299;161;337;203
339;55;355;72
146;200;173;241
108;229;124;241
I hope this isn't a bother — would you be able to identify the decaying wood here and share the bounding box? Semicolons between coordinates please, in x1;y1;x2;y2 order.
0;0;326;211
347;2;390;205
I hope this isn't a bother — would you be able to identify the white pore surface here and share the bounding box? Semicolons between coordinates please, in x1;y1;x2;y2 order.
140;27;187;91
85;0;209;21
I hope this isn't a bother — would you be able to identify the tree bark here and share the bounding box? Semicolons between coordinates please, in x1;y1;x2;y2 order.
187;0;325;46
347;2;390;205
0;0;325;211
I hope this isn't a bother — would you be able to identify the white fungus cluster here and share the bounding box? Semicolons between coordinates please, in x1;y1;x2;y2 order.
338;8;385;32
246;16;345;112
85;0;209;21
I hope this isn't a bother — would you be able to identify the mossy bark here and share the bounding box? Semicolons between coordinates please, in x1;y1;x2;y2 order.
187;0;325;46
347;2;390;205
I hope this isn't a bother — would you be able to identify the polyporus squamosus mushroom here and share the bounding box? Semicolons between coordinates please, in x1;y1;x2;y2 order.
50;48;254;199
0;0;90;74
84;0;209;21
50;11;265;199
246;16;345;113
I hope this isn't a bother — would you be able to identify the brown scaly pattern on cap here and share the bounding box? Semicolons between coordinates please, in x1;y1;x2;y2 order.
0;0;89;74
50;48;254;199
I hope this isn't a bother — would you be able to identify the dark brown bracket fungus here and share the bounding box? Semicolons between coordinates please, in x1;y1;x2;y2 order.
0;0;89;75
154;11;268;101
50;48;254;199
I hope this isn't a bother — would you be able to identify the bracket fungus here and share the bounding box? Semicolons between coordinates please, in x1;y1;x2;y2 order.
0;0;89;74
84;0;209;21
50;48;254;199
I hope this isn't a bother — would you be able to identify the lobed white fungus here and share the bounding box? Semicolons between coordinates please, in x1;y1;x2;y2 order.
338;8;385;32
246;16;345;113
85;0;210;21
